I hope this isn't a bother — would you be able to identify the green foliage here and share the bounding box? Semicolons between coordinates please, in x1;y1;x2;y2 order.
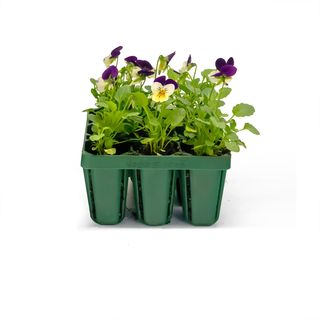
243;122;260;135
232;103;255;117
84;53;259;155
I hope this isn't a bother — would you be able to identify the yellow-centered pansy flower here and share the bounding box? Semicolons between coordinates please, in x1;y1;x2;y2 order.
151;76;178;103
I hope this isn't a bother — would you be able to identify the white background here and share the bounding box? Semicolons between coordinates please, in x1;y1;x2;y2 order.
0;0;320;319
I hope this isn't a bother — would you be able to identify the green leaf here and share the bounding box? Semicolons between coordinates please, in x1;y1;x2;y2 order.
202;87;214;99
210;116;226;129
229;119;237;130
176;96;191;106
96;100;117;111
232;103;255;117
122;112;140;119
219;87;232;99
90;78;97;85
148;116;160;127
185;81;201;94
144;85;151;93
208;99;224;109
165;108;186;127
106;101;117;111
82;108;95;113
205;140;214;147
225;141;240;152
141;137;154;144
132;92;148;108
89;133;104;141
167;68;180;81
237;140;247;148
201;69;214;77
91;88;99;98
115;85;131;103
88;114;96;122
243;123;260;135
105;148;116;155
226;132;239;141
185;125;197;133
195;118;210;125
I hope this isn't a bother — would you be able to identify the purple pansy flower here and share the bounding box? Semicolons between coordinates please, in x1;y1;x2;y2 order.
102;65;118;80
110;46;123;58
125;55;137;63
134;59;154;77
103;46;123;67
214;57;237;77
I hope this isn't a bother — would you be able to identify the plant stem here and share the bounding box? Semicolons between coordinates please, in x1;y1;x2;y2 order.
154;57;160;78
208;84;216;100
193;64;197;79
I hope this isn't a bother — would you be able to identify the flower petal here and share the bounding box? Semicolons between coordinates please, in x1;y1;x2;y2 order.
102;65;118;80
166;51;175;63
135;59;153;70
164;79;178;89
154;76;166;85
152;93;162;102
220;65;237;77
131;66;140;78
227;57;234;65
151;82;163;94
213;72;223;77
110;46;123;57
96;77;106;92
179;62;188;73
103;55;113;67
125;55;137;63
138;68;154;76
163;83;175;96
187;54;192;65
215;58;226;71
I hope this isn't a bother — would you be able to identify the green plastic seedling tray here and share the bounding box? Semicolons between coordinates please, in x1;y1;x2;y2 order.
81;123;231;226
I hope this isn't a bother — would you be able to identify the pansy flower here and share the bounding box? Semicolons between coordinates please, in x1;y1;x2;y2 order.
151;76;178;102
102;65;118;80
209;57;237;84
179;54;192;73
159;51;175;71
103;46;123;67
97;66;118;92
124;56;141;79
135;59;154;77
214;57;237;77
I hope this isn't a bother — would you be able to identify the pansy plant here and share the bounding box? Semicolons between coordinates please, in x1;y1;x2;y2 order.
85;47;259;155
